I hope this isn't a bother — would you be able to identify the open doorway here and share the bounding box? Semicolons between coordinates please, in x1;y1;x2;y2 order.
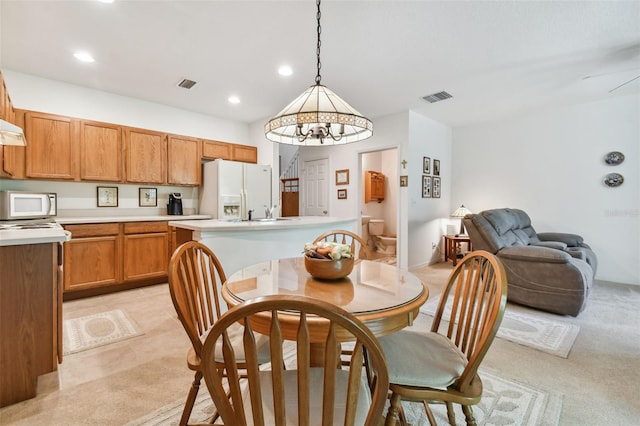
360;148;398;264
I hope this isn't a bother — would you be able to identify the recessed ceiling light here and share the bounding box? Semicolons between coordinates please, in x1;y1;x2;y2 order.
278;65;293;77
73;51;95;63
228;96;240;104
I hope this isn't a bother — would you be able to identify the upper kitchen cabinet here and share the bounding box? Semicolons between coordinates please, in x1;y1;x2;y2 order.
80;120;123;182
232;144;258;163
202;139;257;163
167;134;200;185
202;139;233;160
25;111;79;180
124;127;167;184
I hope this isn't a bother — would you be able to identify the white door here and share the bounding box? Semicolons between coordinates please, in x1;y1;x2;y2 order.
302;158;329;216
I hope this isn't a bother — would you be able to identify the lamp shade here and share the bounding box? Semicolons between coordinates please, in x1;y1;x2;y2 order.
0;119;26;146
451;204;472;218
264;84;373;146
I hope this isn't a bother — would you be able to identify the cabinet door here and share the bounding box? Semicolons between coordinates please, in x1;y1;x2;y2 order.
167;134;200;185
202;139;232;160
63;224;121;291
80;120;123;182
125;127;166;184
1;109;26;178
25;111;79;180
123;232;169;281
232;144;258;163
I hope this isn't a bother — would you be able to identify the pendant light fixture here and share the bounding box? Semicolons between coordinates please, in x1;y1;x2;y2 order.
264;0;373;146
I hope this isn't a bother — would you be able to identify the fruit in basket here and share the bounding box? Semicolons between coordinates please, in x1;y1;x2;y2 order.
303;242;352;260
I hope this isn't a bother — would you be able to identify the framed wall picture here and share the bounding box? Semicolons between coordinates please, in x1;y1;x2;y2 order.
433;159;441;176
335;169;350;185
432;176;441;198
399;175;408;187
97;186;118;207
337;189;348;199
421;175;431;198
139;187;158;207
423;157;431;174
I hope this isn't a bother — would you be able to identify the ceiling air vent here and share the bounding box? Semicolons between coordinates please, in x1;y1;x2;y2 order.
177;78;197;89
422;91;452;103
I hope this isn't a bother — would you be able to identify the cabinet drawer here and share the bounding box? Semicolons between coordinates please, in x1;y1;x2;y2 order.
124;221;168;234
63;223;120;238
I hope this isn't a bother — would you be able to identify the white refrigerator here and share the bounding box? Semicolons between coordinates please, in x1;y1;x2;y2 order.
200;159;272;220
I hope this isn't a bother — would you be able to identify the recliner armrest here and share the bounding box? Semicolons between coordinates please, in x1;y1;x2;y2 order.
537;232;583;247
533;241;567;250
498;245;571;264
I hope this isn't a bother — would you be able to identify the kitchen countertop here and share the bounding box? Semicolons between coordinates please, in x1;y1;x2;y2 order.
0;228;71;247
56;214;210;225
169;216;356;232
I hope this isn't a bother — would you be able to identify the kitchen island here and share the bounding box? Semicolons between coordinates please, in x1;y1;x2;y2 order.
169;216;358;276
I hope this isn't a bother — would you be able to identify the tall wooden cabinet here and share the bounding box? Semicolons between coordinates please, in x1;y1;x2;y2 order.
365;171;386;203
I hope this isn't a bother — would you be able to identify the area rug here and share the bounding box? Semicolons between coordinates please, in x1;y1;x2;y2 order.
126;367;562;426
373;256;397;265
63;309;143;355
421;298;580;358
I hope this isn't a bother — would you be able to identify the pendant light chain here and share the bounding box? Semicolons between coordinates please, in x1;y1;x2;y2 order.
315;0;322;85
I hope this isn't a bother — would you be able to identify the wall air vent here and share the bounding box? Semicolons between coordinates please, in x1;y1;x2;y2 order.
422;91;452;103
177;78;197;89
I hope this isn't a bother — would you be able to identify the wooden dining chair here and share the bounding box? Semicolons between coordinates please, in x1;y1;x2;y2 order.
314;229;372;260
379;250;508;426
168;241;270;426
200;294;390;426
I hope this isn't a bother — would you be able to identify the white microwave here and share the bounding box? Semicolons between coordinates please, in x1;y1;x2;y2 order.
0;191;57;220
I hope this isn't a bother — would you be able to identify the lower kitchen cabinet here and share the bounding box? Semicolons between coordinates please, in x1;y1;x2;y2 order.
63;223;121;291
63;221;171;299
123;222;169;281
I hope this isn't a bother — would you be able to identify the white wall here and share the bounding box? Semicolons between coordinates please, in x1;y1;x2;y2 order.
406;111;454;268
452;94;639;285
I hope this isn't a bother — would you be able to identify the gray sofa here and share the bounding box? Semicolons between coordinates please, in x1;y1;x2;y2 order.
463;208;597;316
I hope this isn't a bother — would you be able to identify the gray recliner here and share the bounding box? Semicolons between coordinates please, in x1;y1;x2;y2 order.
463;208;597;316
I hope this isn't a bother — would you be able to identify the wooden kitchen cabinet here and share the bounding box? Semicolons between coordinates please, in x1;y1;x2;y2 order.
202;139;257;163
365;170;386;203
124;127;167;184
202;139;233;160
1;243;59;407
167;134;201;185
25;111;79;180
1;109;26;178
232;144;257;163
80;120;123;182
63;223;121;291
123;222;169;281
63;221;173;299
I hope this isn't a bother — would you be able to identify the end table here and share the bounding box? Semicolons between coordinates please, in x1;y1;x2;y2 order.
443;235;473;266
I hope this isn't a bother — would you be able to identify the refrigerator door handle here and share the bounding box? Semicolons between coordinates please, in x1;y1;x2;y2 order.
240;189;247;220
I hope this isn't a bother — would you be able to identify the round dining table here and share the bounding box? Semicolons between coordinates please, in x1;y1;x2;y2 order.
222;257;429;365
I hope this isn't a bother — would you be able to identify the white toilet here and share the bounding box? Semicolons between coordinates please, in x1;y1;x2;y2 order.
368;219;397;255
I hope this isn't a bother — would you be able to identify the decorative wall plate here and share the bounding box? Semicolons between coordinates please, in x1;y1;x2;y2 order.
604;173;624;187
604;151;625;165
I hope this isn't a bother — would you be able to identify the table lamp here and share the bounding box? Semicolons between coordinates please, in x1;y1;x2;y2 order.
451;204;472;236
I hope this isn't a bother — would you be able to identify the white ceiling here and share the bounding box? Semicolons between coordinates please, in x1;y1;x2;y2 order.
1;0;639;128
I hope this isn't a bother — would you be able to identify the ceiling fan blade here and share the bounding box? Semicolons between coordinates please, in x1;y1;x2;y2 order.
609;74;640;93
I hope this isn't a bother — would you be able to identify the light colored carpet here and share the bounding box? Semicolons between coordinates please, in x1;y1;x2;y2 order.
63;309;143;355
420;298;580;358
126;366;561;426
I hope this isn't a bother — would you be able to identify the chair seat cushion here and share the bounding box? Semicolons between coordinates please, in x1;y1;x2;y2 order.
189;321;271;369
243;367;372;425
378;330;466;389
